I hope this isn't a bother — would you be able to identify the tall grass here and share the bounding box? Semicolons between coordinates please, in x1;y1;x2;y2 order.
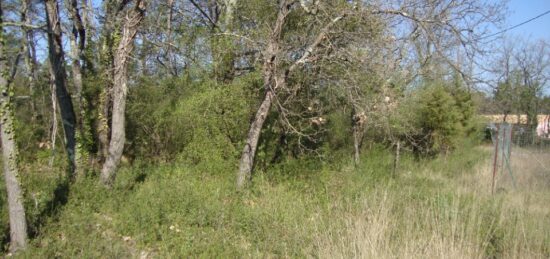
2;145;549;257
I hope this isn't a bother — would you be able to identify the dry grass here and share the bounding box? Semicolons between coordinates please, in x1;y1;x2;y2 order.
313;147;550;259
314;193;484;258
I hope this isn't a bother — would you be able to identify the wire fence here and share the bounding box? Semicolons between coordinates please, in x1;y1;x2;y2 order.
488;122;550;193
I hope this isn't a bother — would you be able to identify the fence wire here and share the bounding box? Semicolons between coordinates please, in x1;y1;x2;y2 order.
488;122;550;193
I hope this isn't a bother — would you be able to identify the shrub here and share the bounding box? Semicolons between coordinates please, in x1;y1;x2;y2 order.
414;82;462;155
126;73;261;171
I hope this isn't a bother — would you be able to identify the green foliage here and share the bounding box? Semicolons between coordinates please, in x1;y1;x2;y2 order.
10;145;549;257
413;81;476;155
126;73;261;170
451;78;477;136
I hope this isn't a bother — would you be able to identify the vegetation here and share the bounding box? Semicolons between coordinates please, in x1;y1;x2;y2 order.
0;0;548;257
2;143;549;257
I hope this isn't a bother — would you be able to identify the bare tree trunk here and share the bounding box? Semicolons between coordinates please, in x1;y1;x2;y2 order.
48;69;58;168
100;0;146;186
224;0;237;27
165;0;177;76
235;1;291;190
45;0;77;178
393;140;400;176
210;0;237;83
21;0;37;121
237;90;274;189
351;109;365;166
0;3;28;252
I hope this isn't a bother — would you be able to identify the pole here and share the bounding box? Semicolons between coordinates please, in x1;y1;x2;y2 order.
492;125;500;195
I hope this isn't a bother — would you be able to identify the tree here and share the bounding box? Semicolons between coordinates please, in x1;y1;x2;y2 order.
490;39;550;126
20;0;38;122
0;1;28;252
416;82;461;155
514;40;549;127
45;0;78;178
236;0;354;189
66;0;90;178
233;0;504;188
100;0;147;186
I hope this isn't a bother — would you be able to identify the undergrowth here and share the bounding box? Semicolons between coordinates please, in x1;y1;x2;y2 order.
1;145;549;258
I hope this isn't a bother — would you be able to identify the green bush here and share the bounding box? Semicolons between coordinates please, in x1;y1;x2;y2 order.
126;73;261;171
413;82;470;155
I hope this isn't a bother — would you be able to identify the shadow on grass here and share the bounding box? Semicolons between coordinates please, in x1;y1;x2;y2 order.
0;179;69;252
123;171;148;192
28;179;70;239
1;226;8;252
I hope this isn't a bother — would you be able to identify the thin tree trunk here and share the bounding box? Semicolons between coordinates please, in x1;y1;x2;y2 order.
351;108;365;166
49;70;58;168
165;0;177;76
236;1;290;189
210;0;237;83
237;90;274;189
21;0;37;121
45;0;77;178
0;3;28;251
393;140;400;176
353;125;362;166
100;0;146;186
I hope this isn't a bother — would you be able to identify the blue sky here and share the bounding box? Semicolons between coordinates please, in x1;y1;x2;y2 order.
500;0;550;41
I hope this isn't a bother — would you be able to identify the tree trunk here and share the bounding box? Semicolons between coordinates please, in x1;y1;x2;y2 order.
353;126;361;166
21;0;37;121
0;3;28;251
393;140;400;176
97;87;111;162
100;0;146;186
236;1;291;189
48;73;58;168
45;0;78;178
96;0;119;163
351;109;365;166
67;0;88;178
211;0;237;83
237;90;274;189
165;0;177;76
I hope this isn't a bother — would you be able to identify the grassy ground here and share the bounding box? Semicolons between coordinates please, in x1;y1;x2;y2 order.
1;145;549;258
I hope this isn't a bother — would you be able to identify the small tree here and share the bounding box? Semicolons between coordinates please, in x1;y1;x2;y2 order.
416;83;461;155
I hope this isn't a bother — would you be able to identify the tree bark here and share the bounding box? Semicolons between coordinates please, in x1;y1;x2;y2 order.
97;86;111;162
100;0;146;186
96;0;119;163
235;1;347;189
21;0;37;121
67;0;88;178
393;140;400;176
45;0;78;178
48;71;58;168
211;0;237;83
236;1;291;190
351;107;365;166
0;3;28;252
237;90;274;189
353;126;362;166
